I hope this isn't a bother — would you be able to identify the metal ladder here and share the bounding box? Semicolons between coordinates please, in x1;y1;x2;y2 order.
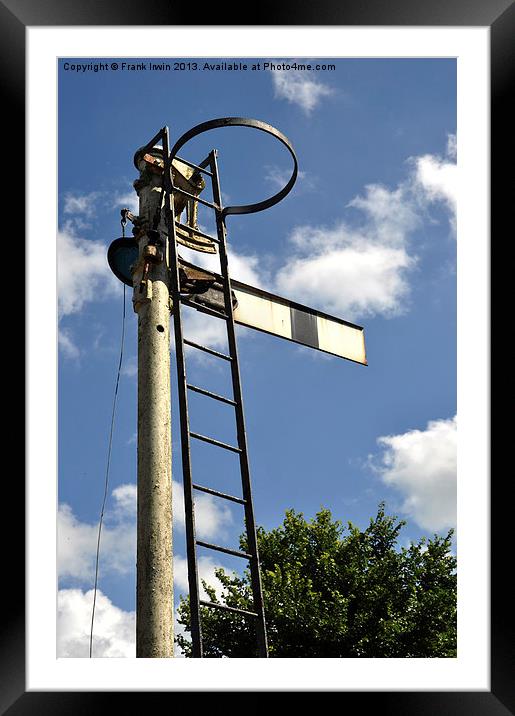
161;128;268;658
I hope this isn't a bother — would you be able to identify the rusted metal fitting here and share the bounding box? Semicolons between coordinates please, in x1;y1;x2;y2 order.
133;145;216;254
143;244;163;264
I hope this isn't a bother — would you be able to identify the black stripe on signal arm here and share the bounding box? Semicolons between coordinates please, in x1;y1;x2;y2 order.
290;307;319;349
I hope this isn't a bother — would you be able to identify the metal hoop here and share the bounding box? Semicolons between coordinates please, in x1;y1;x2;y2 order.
168;117;298;218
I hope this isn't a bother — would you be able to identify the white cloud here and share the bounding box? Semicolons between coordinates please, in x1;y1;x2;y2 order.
274;182;419;321
58;562;224;658
271;64;334;114
58;501;136;583
376;416;457;532
172;479;233;541
63;188;139;218
57;588;135;658
57;202;125;358
347;184;420;246
265;166;315;193
446;133;457;160
272;138;457;322
112;190;139;215
58;481;232;585
225;249;265;288
58;504;98;581
182;307;229;352
411;133;457;220
276;234;414;321
57;484;228;658
413;155;457;215
57;226;119;317
111;483;137;517
63;191;100;216
121;355;138;378
265;165;292;190
173;554;225;601
58;327;80;360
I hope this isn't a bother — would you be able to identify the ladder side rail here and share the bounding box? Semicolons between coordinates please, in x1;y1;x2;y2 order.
163;127;203;658
209;149;269;658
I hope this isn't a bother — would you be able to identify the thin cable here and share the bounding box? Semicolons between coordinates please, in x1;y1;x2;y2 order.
89;283;127;657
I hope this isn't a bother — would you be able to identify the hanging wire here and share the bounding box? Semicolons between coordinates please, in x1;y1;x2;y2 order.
89;224;127;657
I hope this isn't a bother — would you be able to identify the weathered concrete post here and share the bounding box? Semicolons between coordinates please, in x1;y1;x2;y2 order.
133;149;174;658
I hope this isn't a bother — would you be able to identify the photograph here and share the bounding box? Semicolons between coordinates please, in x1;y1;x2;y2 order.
56;55;458;660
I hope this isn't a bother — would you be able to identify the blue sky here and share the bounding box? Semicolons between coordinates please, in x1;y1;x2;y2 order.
57;57;457;657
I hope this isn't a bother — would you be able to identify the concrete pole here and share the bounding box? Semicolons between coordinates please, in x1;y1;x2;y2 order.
133;150;174;658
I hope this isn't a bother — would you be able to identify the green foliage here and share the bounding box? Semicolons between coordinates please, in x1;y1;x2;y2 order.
176;504;457;658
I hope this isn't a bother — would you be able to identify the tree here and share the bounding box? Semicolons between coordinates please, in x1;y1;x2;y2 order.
176;504;457;658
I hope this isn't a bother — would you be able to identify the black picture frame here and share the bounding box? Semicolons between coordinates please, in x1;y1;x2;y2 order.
9;0;509;712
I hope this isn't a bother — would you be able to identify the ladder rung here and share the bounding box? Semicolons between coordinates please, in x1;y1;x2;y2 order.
174;155;213;177
174;221;220;244
172;185;220;211
181;299;228;320
192;483;246;505
196;540;253;560
199;600;258;619
183;339;233;361
189;432;241;453
187;384;236;406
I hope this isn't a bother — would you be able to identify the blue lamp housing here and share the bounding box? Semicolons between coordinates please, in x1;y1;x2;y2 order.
107;237;139;287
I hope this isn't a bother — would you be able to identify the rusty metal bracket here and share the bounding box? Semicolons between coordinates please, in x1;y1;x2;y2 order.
133;145;216;254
